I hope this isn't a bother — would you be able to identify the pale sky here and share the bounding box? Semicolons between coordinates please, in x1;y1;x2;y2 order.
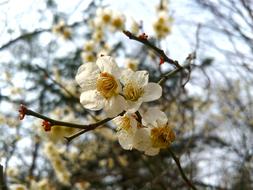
1;0;247;187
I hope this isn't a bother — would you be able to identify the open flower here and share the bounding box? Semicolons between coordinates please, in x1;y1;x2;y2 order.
75;56;126;117
113;112;139;150
121;69;162;113
133;108;176;156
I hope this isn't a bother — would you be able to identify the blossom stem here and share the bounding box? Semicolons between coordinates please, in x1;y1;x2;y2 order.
64;128;92;142
135;111;142;123
168;148;197;190
123;30;182;68
65;111;126;142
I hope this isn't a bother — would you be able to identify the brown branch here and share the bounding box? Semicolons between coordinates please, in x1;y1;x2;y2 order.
0;165;7;190
158;65;185;85
158;53;195;86
0;29;49;51
21;105;119;130
20;105;125;141
65;111;126;142
123;30;182;68
168;148;197;190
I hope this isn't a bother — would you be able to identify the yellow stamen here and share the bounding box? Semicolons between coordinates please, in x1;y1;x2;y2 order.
117;116;131;131
96;72;118;99
151;125;175;148
123;82;144;102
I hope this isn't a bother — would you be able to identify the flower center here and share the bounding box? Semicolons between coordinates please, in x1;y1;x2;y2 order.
112;18;123;29
102;14;111;23
116;116;131;131
123;82;144;102
150;125;175;148
96;72;118;99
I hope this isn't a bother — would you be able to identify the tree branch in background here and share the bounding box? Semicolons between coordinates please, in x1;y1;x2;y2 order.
168;148;197;190
158;53;195;86
0;165;7;190
28;135;40;180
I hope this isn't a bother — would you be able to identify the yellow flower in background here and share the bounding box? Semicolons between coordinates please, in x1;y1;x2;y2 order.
153;11;173;39
52;20;71;39
81;52;96;63
110;12;125;31
83;40;96;52
125;58;139;71
43;142;70;185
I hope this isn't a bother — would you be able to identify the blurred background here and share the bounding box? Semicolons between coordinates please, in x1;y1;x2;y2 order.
0;0;253;189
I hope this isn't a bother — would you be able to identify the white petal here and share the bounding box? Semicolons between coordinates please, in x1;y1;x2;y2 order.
96;56;121;77
113;115;123;127
117;130;134;150
145;147;160;156
129;115;138;129
75;62;99;90
113;113;138;133
121;70;148;86
125;100;142;113
120;69;134;84
142;83;162;102
142;107;168;127
80;90;104;110
133;128;152;151
104;95;126;117
133;70;149;86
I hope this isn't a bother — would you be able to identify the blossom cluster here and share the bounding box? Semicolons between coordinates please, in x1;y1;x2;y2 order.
153;0;173;39
92;8;125;32
43;142;71;185
52;20;71;39
81;8;126;63
76;56;175;155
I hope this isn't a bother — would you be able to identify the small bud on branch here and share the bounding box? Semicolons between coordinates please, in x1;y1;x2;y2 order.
138;33;148;40
19;104;27;120
159;57;165;65
42;120;52;132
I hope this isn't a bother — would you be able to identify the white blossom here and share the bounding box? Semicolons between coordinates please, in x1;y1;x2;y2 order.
75;56;126;117
121;69;162;113
113;112;138;150
133;108;175;156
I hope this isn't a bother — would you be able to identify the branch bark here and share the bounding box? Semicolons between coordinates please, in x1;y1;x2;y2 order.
168;148;197;190
123;30;182;68
0;165;7;190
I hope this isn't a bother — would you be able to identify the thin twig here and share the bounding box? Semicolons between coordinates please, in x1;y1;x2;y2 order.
123;30;182;68
168;148;197;190
158;66;185;85
0;21;84;51
65;111;126;142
